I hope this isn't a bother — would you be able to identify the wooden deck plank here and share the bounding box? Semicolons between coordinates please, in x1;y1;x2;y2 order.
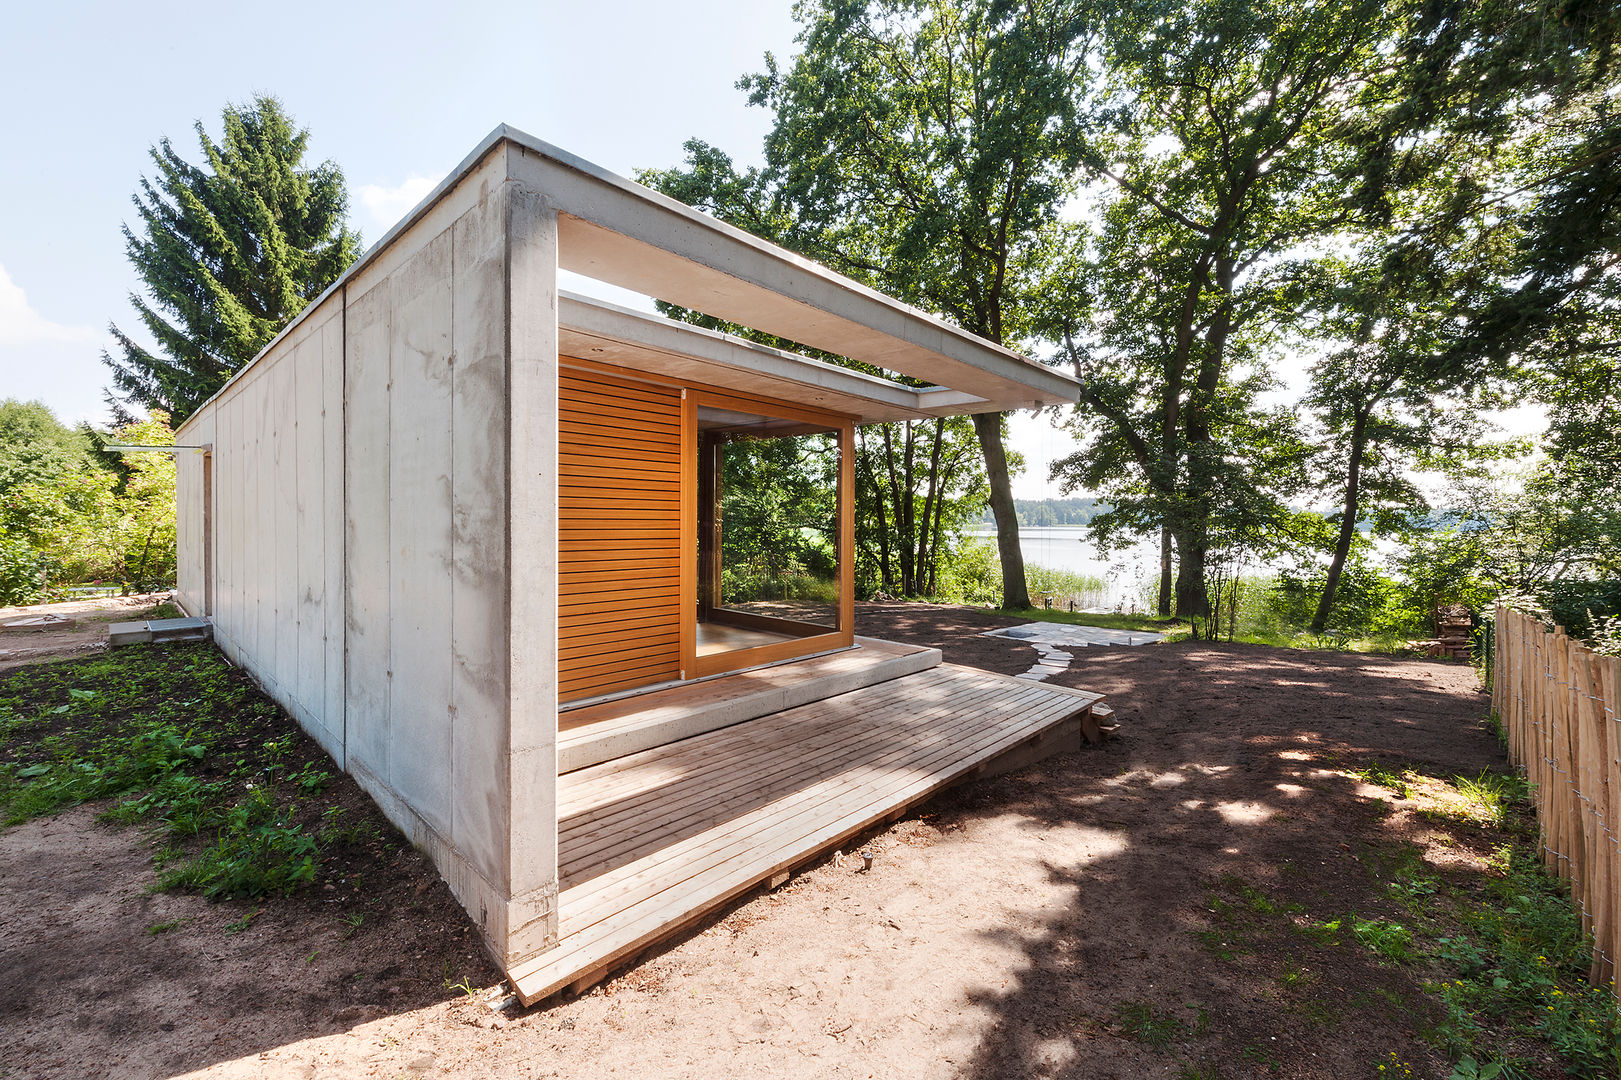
556;688;1076;907
556;673;941;814
509;664;1104;1004
557;681;1040;883
555;637;927;741
558;683;1077;906
512;690;1088;1000
558;673;1037;830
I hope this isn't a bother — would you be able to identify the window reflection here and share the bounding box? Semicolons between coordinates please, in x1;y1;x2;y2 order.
696;405;840;658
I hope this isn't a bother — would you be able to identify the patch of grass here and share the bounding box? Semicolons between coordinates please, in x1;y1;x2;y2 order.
1351;760;1411;798
144;918;187;935
1115;1000;1205;1052
1296;917;1344;947
140;601;184;620
1420;843;1621;1078
0;643;393;902
1239;883;1278;916
155;787;319;898
1351;916;1415;963
1448;772;1525;828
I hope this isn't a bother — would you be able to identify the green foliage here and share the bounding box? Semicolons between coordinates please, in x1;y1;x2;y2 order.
1273;558;1410;636
0;405;178;592
0;534;45;606
854;416;989;598
1351;917;1415;963
1425;844;1621;1078
156;786;318;899
717;430;839;607
0;399;96;491
0;644;380;901
1527;580;1621;643
645;0;1098;608
103;95;361;425
993;498;1105;527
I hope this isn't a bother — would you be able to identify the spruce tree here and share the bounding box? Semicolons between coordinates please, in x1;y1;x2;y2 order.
103;96;361;424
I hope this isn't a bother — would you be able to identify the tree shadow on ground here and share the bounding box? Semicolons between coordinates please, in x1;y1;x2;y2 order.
930;641;1501;1080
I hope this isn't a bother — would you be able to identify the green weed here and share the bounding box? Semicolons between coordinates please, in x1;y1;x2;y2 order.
1351;760;1411;798
1449;772;1524;827
0;643;382;904
1115;1001;1204;1051
1351;917;1414;962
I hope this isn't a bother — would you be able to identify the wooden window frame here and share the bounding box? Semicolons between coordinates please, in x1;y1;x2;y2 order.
680;387;855;681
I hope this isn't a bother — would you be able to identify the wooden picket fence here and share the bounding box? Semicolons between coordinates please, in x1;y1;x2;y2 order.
1492;606;1619;992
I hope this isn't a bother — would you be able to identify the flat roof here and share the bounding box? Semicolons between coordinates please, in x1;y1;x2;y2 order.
180;124;1079;430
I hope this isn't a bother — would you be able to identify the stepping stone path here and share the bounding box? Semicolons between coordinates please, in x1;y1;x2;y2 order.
983;621;1169;682
1015;642;1073;681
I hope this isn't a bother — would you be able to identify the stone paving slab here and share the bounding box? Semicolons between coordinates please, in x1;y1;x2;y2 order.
983;621;1168;648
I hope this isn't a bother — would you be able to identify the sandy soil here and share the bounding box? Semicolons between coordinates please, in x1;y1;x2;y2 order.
0;593;173;673
0;602;1501;1080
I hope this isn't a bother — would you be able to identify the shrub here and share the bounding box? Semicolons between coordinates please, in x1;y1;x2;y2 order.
0;535;45;606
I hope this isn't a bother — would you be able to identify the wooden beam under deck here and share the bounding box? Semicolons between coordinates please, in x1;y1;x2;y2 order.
508;663;1104;1004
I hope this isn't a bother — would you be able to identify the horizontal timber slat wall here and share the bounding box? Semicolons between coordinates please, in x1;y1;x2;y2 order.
558;365;683;702
1492;606;1620;993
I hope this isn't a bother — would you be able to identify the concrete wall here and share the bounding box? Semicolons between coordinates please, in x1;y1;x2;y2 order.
173;296;346;760
173;148;560;969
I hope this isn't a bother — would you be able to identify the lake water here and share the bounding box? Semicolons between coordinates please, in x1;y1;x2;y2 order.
961;525;1160;610
961;525;1397;612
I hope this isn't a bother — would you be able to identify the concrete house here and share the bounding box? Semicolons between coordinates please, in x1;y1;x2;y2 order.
170;125;1108;1002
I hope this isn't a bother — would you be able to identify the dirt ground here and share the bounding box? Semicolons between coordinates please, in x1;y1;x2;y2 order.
0;602;1504;1080
0;593;173;673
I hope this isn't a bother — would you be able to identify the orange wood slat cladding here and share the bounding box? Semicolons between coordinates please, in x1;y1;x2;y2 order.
558;366;683;702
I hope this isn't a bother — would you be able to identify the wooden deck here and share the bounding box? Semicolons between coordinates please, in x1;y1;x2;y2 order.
509;662;1104;1004
557;636;940;772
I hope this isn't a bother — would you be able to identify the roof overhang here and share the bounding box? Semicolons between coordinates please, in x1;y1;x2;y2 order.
498;126;1078;413
559;293;986;423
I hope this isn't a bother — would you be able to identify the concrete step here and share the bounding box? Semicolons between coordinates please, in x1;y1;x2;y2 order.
109;617;212;647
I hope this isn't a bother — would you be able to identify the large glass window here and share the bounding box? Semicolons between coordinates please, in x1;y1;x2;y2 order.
696;405;841;659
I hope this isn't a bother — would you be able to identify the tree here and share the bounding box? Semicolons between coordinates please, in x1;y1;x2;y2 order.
647;0;1096;609
1303;0;1619;628
1299;251;1512;632
855;415;987;597
1039;0;1422;618
103;95;361;425
0;399;95;491
0;402;179;596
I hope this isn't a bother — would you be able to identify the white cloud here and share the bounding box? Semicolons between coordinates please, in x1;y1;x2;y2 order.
356;175;440;235
0;263;101;347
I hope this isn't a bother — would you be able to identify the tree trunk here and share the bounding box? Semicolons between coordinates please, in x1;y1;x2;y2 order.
1312;413;1370;632
858;430;895;593
972;411;1030;609
1174;528;1209;619
1158;524;1173;617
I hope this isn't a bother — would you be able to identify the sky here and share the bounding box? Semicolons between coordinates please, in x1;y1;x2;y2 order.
0;1;1539;502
